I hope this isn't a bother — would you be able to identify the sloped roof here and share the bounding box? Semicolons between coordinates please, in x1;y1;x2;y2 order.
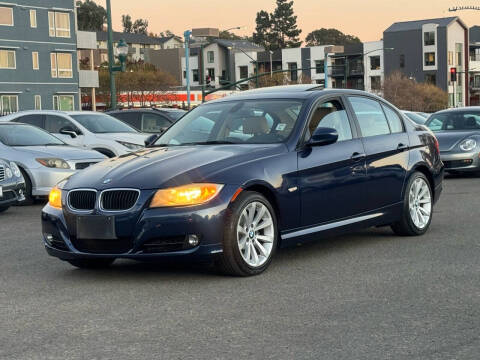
213;39;264;52
96;31;181;45
384;17;460;33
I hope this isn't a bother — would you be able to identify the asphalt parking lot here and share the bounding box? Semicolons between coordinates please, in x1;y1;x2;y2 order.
1;175;479;360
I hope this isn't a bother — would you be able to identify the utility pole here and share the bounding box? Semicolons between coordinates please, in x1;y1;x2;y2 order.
184;30;192;110
106;0;116;109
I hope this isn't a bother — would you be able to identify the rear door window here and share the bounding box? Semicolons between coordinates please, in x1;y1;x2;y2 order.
45;115;76;133
112;112;142;130
348;96;391;137
16;114;45;128
381;104;404;133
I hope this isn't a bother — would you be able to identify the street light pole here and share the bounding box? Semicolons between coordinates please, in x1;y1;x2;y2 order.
106;0;116;109
184;30;192;110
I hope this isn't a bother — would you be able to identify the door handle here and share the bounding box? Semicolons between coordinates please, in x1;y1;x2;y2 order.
351;152;366;161
397;143;408;151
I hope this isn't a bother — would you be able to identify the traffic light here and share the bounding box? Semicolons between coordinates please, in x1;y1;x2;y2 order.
450;67;457;82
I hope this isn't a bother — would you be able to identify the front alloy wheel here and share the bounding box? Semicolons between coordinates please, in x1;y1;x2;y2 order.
392;171;433;236
217;191;278;276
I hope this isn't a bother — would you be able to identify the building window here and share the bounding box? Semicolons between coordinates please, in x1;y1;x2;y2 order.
100;53;108;63
53;95;74;111
370;56;381;70
29;9;36;28
183;70;186;79
0;49;15;69
239;65;248;79
32;52;39;70
207;68;215;79
0;6;13;26
34;95;41;110
192;69;199;82
48;11;71;38
288;62;297;81
0;95;18;114
448;51;454;65
424;31;435;46
456;43;463;66
50;53;73;78
400;54;405;68
315;60;324;74
370;76;381;90
424;52;435;66
425;73;436;85
207;51;214;63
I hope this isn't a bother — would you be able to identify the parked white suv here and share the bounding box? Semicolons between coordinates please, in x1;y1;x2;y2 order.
0;111;149;157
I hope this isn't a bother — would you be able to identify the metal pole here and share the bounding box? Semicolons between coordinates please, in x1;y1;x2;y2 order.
184;30;191;110
324;53;328;88
200;43;205;103
270;51;273;78
106;0;116;109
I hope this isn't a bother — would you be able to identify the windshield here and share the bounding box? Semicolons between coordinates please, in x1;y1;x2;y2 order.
71;114;138;133
154;99;304;146
0;124;65;146
426;112;480;131
404;112;426;124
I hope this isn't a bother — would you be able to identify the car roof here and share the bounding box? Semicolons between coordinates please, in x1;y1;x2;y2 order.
208;86;383;103
108;108;185;114
433;106;480;115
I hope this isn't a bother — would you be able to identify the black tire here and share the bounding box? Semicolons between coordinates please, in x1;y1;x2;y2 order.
391;171;433;236
93;148;116;158
19;168;34;205
67;258;115;269
0;206;10;213
216;191;278;276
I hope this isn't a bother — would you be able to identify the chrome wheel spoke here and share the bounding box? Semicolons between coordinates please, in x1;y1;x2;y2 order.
255;219;272;231
256;234;273;243
251;243;259;265
254;239;267;257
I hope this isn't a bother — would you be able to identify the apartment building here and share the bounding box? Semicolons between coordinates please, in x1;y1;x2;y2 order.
0;0;84;112
384;17;469;107
469;26;480;105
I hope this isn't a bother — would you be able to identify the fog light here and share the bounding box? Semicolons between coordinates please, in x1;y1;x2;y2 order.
187;234;199;247
45;234;53;245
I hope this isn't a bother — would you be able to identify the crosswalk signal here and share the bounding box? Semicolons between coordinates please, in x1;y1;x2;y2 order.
450;67;457;82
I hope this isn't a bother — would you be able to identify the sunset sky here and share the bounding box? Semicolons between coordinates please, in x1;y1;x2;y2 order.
96;0;478;42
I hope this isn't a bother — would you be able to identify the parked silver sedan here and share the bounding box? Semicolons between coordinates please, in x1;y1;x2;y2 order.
0;123;106;203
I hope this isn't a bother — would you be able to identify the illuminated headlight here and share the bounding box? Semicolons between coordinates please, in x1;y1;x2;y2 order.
5;167;12;178
9;162;21;178
36;158;71;169
459;139;477;152
116;141;143;151
150;183;224;208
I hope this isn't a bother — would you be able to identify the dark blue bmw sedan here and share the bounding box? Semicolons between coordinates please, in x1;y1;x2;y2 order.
42;86;444;276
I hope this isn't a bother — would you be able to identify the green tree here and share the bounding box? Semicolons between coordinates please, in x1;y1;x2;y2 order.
76;0;106;31
159;30;176;38
219;30;243;40
305;28;361;47
270;0;302;49
132;19;149;35
252;0;302;50
121;14;133;33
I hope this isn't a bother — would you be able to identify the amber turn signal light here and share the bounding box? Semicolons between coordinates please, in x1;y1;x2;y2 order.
150;183;223;208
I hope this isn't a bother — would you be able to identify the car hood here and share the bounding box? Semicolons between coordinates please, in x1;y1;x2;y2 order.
434;131;480;152
11;145;106;160
64;144;285;190
94;132;149;145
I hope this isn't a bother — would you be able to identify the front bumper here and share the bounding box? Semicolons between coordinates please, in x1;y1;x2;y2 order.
0;180;26;207
440;151;480;172
41;185;239;261
30;168;77;196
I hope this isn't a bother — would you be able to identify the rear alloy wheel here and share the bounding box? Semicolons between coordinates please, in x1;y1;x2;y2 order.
216;191;278;276
392;172;433;236
67;258;115;269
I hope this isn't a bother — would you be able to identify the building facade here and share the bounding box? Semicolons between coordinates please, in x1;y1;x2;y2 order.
384;17;469;107
0;0;82;113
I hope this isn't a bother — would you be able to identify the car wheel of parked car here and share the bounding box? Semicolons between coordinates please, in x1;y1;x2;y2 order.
392;172;433;236
19;168;34;205
216;191;278;276
0;206;10;213
67;258;115;269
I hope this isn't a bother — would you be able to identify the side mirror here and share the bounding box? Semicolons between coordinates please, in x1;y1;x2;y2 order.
308;127;339;146
145;134;160;147
59;127;78;138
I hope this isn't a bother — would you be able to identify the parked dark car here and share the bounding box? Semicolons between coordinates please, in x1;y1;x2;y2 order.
425;107;480;173
42;86;443;276
108;108;186;133
0;158;26;213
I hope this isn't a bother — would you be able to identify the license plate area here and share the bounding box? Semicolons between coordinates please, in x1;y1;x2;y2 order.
76;215;116;240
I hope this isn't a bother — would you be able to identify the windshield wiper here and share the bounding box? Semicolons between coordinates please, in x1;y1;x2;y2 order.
44;143;65;146
179;141;238;145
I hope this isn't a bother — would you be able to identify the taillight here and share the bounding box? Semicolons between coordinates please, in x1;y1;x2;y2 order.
434;136;440;154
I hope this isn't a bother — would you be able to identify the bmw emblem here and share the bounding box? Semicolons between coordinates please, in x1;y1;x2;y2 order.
103;178;112;184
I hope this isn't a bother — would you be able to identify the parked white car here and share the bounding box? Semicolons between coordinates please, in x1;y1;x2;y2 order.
0;111;149;157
